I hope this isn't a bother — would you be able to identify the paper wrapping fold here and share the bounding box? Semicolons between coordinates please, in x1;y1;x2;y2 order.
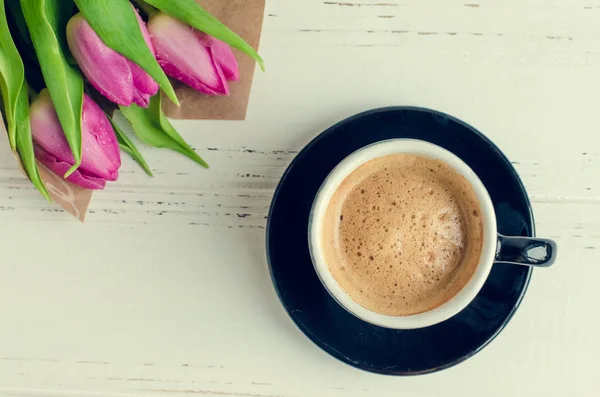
163;0;265;120
1;0;265;221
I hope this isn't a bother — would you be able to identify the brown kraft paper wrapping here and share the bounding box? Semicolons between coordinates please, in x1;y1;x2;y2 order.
162;0;266;120
1;0;265;221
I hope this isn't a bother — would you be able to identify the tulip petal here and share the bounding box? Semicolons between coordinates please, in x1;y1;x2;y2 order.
30;91;77;163
81;94;121;180
35;145;107;190
198;34;239;81
72;1;179;105
130;7;159;107
129;61;159;108
67;14;134;106
134;6;156;56
31;90;121;183
149;14;229;96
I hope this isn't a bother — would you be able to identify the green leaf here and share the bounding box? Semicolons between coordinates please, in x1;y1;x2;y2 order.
108;116;153;177
5;0;35;61
120;93;208;169
15;82;51;201
143;0;264;71
20;0;84;177
73;0;179;105
0;0;23;149
0;0;49;200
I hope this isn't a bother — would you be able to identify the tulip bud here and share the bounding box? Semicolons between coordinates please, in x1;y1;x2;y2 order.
31;90;121;190
147;13;239;96
67;10;159;108
199;34;240;82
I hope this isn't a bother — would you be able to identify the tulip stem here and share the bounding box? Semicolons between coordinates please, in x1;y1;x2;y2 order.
131;0;157;18
27;83;38;101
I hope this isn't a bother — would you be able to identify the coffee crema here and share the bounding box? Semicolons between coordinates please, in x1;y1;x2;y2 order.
321;154;484;316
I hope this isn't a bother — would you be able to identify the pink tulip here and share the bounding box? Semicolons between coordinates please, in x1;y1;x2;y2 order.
147;13;239;96
202;35;240;82
31;90;121;190
66;10;159;108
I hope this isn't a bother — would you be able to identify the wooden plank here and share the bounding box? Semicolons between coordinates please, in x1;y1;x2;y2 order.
0;0;598;396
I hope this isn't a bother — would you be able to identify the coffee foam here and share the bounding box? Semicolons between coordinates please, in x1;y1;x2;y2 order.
321;154;484;316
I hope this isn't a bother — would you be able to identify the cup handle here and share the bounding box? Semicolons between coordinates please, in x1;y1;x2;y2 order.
495;234;558;268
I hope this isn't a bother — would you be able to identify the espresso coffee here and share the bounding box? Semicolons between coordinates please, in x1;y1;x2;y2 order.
321;154;484;316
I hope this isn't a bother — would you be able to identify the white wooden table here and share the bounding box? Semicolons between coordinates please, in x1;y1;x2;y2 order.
1;1;599;396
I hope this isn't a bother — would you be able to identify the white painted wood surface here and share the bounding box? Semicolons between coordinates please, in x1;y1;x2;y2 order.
1;0;599;396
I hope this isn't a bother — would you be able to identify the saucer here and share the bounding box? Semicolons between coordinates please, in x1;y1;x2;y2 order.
266;107;534;375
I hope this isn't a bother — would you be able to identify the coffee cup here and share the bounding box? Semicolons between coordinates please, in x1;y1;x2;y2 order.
308;139;557;329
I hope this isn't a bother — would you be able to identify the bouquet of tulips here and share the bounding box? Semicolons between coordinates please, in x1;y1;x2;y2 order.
0;0;262;199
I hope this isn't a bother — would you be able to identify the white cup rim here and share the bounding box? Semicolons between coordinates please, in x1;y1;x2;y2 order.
308;139;498;329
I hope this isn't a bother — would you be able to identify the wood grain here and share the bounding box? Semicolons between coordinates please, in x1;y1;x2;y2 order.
1;0;599;396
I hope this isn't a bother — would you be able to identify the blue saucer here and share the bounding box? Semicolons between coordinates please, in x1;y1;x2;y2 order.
266;107;534;375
